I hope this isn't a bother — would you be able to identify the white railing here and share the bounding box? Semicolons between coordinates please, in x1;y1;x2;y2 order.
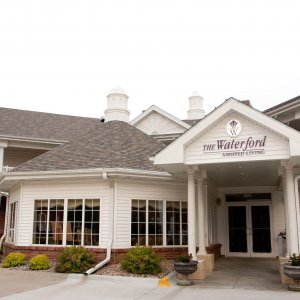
2;166;15;172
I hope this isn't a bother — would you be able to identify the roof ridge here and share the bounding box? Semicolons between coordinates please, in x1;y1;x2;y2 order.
0;106;100;120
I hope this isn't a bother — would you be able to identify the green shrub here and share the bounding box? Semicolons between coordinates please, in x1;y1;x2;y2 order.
121;246;162;275
2;252;27;268
55;246;96;273
29;254;50;270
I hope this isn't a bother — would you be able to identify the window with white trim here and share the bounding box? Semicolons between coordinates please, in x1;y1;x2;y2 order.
131;199;187;247
33;199;64;245
8;202;17;243
166;201;188;245
32;198;100;246
67;198;100;246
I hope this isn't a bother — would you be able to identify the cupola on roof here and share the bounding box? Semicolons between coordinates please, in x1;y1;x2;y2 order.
105;86;130;123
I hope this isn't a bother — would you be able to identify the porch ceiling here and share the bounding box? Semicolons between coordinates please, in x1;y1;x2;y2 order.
204;160;281;187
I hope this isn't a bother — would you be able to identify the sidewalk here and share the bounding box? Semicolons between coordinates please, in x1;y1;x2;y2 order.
0;269;68;298
0;258;297;300
1;273;299;300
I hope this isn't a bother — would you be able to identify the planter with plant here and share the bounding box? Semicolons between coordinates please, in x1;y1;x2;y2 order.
283;253;300;291
174;254;198;286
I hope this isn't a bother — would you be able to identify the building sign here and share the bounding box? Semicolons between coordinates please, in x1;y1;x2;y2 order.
226;119;242;137
203;119;267;158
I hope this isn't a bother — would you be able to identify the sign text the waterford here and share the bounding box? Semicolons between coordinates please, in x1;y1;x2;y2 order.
203;136;267;157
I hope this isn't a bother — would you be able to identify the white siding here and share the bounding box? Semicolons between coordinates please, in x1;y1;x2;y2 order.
115;179;187;248
185;112;289;164
272;191;285;256
135;111;186;135
17;179;110;247
9;185;21;204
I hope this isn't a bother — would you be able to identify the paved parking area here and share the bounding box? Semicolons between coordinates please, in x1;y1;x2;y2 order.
0;269;67;298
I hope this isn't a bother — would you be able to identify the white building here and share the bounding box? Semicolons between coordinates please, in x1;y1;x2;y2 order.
0;89;300;271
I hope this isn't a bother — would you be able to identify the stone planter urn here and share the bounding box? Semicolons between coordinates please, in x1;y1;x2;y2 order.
283;264;300;291
174;260;198;286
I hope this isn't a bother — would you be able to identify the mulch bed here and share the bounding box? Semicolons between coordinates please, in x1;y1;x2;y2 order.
0;258;174;278
95;260;174;278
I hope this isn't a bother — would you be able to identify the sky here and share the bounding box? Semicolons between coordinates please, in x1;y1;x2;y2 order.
0;0;299;121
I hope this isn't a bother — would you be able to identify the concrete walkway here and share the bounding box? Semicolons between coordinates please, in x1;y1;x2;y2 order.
0;258;297;300
0;269;68;298
179;257;284;290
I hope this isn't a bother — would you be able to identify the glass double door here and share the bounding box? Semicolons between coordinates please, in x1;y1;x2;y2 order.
227;202;272;257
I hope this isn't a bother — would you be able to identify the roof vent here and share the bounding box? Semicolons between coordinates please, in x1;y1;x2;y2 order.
104;87;130;122
187;91;205;120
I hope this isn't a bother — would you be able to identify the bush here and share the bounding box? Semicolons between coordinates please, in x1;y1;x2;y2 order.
55;246;96;273
121;246;162;275
29;254;50;270
2;252;27;268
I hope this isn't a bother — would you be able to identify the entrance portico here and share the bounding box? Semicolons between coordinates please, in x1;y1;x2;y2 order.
154;98;300;268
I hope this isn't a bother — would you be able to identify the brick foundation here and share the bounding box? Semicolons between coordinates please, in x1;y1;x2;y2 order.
206;243;222;259
3;243;188;264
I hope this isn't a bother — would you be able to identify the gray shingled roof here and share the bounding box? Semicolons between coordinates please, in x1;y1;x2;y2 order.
264;95;300;114
14;121;165;172
0;107;100;142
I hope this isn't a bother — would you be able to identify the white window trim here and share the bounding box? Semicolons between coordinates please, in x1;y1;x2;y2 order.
32;198;101;247
131;199;188;247
8;201;17;243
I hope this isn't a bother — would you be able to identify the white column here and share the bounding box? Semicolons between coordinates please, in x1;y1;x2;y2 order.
188;171;197;259
197;177;207;255
282;178;290;256
284;166;299;254
0;147;4;173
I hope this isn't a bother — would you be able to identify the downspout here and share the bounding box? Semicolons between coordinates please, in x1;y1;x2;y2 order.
294;174;300;253
0;191;10;249
85;172;115;275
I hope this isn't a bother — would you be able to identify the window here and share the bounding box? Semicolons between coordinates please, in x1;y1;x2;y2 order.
148;200;163;246
131;199;187;247
33;198;100;246
8;202;17;243
166;201;188;246
131;200;146;246
33;199;64;245
67;198;100;246
67;199;83;245
84;199;100;246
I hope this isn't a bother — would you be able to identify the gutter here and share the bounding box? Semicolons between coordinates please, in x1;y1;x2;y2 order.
85;239;112;275
85;173;116;275
2;168;172;180
294;175;300;253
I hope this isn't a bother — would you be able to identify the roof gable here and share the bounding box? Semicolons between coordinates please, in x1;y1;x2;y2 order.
154;98;300;167
130;105;190;135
